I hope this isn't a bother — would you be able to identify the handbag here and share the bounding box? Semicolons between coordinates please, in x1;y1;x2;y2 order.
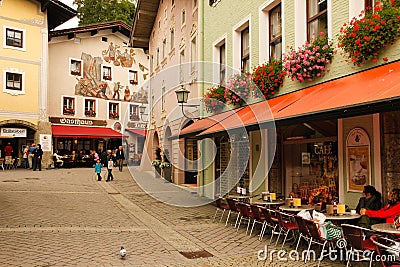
325;221;342;240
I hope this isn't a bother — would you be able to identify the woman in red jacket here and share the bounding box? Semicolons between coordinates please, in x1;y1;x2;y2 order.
360;188;400;224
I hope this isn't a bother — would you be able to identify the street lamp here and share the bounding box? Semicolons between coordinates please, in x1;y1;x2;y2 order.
139;103;149;122
175;84;199;120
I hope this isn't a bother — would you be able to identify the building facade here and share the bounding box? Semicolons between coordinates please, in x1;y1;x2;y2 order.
131;0;200;184
48;21;149;163
0;0;75;167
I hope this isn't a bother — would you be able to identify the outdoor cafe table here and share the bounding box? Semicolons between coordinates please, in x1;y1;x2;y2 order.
324;213;361;225
371;223;400;234
253;200;285;207
227;195;252;203
279;205;314;212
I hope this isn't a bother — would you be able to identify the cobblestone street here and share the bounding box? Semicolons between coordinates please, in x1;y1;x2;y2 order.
0;167;346;266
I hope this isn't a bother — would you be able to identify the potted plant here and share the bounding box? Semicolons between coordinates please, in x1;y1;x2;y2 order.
252;60;286;99
283;32;336;83
130;113;139;121
224;72;257;107
85;109;96;117
338;0;400;66
202;85;226;114
109;111;119;119
63;107;75;115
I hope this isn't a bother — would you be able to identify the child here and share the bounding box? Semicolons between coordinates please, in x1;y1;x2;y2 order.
94;159;102;181
106;157;114;182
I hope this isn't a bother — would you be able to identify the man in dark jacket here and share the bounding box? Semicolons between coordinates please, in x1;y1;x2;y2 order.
116;146;125;172
356;185;382;228
33;144;43;171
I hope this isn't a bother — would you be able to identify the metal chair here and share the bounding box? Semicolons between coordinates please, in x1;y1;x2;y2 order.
225;198;241;227
370;234;400;267
275;211;298;248
259;207;280;242
236;202;254;234
249;204;265;237
294;215;311;251
212;198;230;223
341;223;376;267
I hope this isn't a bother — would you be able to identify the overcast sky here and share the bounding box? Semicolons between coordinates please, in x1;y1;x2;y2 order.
56;0;79;30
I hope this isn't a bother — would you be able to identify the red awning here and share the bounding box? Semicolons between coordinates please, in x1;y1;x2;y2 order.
198;61;400;137
52;125;127;138
126;129;147;136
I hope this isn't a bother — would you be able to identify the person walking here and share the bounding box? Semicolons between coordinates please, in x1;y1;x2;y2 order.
32;144;43;171
94;159;102;181
4;142;13;166
23;146;29;169
116;146;125;172
106;150;115;182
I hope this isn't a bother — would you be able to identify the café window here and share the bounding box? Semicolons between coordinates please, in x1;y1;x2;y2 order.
63;97;75;116
307;0;328;39
5;27;23;49
5;72;22;91
102;65;112;81
241;27;250;72
69;58;82;77
108;102;119;119
84;99;96;117
129;104;139;121
269;4;282;60
129;70;138;85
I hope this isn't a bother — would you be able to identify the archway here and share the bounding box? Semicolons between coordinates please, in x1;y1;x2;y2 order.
163;126;172;182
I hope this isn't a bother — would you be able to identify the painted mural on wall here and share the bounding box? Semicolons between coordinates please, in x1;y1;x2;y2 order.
74;42;148;103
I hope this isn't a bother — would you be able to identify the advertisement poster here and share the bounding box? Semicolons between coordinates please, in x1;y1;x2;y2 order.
39;134;52;152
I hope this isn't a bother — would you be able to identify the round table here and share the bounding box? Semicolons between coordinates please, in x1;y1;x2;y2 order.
253;200;285;206
324;213;361;221
279;205;314;212
227;195;252;203
371;223;400;234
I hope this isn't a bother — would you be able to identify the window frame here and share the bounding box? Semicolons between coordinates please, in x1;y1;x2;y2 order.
3;26;25;51
269;3;282;60
108;101;120;120
69;58;83;78
241;27;250;73
219;43;226;84
3;70;25;95
101;64;113;82
62;96;76;116
306;0;328;40
129;70;138;85
84;98;97;118
129;104;139;121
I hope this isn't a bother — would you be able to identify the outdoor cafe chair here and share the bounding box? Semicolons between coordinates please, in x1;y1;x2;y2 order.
341;223;376;267
259;207;279;242
249;204;265;237
225;198;241;227
236;202;254;234
370;234;400;267
294;215;312;252
304;219;338;267
275;210;298;248
212;197;230;223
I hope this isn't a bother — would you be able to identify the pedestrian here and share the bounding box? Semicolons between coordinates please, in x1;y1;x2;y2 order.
94;159;102;181
53;150;64;168
116;146;125;172
23;146;29;169
28;144;36;169
4;142;13;165
100;150;107;166
32;144;43;171
106;150;115;182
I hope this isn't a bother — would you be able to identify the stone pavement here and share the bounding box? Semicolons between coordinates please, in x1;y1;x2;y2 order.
0;167;348;266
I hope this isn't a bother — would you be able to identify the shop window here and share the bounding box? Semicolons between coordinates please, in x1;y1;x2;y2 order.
70;58;82;77
129;104;139;121
63;97;75;116
241;27;250;72
307;0;327;39
102;65;112;81
108;102;119;119
84;99;96;117
5;28;23;48
129;70;138;85
5;72;22;91
269;4;282;60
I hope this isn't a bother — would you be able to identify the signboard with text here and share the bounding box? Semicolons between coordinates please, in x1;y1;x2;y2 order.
1;128;27;137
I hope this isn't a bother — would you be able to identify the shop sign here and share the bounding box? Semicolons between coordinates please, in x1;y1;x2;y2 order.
49;117;107;126
1;128;27;137
127;122;147;129
346;127;370;192
313;144;333;155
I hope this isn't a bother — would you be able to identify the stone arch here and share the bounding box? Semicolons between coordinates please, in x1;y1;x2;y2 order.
0;119;38;131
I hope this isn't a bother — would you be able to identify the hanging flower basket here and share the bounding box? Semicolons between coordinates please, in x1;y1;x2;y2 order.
283;32;336;83
252;60;286;99
224;72;257;106
202;85;226;114
338;0;400;66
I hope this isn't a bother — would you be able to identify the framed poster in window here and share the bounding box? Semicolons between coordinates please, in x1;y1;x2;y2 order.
346;128;370;192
